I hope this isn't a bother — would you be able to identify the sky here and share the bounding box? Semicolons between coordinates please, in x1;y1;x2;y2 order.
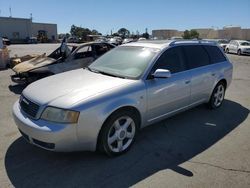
0;0;249;35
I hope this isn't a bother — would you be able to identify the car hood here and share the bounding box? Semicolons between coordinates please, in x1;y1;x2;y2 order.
13;54;55;73
22;69;135;108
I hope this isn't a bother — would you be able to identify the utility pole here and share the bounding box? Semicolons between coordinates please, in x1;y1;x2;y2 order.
9;7;12;17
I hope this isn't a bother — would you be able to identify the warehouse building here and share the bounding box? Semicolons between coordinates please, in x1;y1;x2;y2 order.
0;16;57;43
152;26;250;40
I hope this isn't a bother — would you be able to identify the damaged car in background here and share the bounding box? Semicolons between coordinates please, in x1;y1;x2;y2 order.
11;42;115;84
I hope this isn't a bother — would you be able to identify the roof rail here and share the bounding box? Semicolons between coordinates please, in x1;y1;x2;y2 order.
169;39;216;46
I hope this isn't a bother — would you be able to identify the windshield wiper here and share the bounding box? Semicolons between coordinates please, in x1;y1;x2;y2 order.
98;71;126;79
85;67;125;79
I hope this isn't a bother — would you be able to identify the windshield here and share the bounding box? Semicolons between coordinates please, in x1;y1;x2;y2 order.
89;46;158;79
218;40;229;44
240;42;250;46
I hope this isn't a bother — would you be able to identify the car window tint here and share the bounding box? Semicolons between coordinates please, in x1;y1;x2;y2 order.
152;46;186;74
183;45;210;69
204;45;226;64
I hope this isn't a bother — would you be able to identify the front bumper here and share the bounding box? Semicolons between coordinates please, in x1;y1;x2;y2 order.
12;101;81;152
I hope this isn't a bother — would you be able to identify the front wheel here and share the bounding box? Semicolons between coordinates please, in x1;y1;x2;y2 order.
208;82;226;109
99;110;139;156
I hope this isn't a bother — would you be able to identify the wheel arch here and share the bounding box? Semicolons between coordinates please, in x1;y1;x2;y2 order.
96;105;142;151
218;78;227;89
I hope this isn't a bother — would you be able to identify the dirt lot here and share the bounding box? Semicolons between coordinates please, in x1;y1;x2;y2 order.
0;44;250;188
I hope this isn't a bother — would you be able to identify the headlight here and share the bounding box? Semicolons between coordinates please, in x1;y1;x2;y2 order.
41;107;79;123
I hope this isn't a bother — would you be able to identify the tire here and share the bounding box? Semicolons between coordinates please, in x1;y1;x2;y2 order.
208;82;226;109
237;49;241;56
225;48;229;54
99;110;139;156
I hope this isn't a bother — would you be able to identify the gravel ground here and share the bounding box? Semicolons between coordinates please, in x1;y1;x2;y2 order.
0;44;249;188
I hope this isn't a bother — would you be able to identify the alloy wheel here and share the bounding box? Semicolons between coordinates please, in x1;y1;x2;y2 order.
107;116;136;153
213;84;225;107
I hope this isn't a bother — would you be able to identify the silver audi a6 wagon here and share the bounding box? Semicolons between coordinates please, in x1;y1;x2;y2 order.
13;40;233;156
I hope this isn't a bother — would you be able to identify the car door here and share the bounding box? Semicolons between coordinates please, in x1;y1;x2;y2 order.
145;46;191;123
182;45;216;106
228;41;234;53
50;45;95;73
231;41;238;53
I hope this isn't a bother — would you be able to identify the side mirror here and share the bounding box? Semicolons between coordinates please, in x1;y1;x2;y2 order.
152;69;171;78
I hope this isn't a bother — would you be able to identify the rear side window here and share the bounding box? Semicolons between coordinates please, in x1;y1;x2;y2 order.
204;45;226;64
151;46;187;74
183;45;210;69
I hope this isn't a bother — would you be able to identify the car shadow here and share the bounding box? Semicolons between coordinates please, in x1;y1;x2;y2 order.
8;84;27;95
5;100;249;188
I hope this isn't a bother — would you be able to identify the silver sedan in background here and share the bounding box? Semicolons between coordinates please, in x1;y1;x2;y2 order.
13;40;233;156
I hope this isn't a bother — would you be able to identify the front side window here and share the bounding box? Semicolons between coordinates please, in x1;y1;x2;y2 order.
151;46;187;74
89;46;158;79
183;45;210;69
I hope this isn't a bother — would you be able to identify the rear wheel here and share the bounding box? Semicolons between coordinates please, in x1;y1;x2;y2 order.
237;49;241;56
99;110;139;156
208;82;225;109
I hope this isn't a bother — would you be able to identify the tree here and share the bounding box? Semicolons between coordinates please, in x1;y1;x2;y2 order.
112;32;119;37
70;25;102;41
141;32;149;39
183;30;190;39
182;29;199;39
190;29;199;39
92;29;102;35
117;28;130;38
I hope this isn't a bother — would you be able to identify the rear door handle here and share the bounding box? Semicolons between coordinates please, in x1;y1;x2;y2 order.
185;80;191;84
211;73;216;76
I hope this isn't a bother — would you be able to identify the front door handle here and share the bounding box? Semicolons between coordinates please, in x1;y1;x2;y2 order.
185;80;191;84
211;73;216;76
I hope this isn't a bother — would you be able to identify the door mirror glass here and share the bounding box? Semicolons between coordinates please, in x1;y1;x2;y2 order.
152;69;171;78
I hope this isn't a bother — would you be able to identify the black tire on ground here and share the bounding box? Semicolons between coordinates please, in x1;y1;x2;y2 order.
207;82;226;109
237;49;241;56
98;109;139;157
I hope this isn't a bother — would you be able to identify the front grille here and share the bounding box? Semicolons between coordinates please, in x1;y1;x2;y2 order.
19;129;55;150
33;139;55;149
20;95;40;118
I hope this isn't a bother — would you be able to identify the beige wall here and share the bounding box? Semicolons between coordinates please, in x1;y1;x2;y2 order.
194;29;219;39
0;17;32;39
152;27;250;40
152;29;180;39
242;29;250;40
0;17;57;41
32;23;57;40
